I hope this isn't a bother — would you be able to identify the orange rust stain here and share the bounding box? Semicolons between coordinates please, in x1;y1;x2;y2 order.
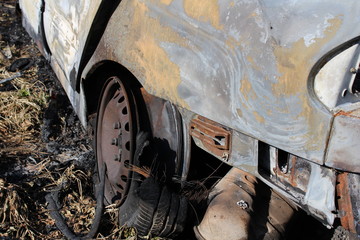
335;110;360;119
253;111;265;124
240;75;257;103
246;55;261;71
272;17;342;96
183;0;223;30
225;36;241;51
160;0;173;5
124;1;188;108
272;17;342;151
336;173;356;233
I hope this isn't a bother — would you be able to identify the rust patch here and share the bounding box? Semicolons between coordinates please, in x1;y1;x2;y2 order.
272;17;342;96
246;55;262;72
336;173;357;233
225;36;241;51
190;116;231;160
274;156;300;190
253;111;265;124
335;110;360;119
240;75;257;103
160;0;173;5
271;17;342;151
124;1;189;108
183;0;223;30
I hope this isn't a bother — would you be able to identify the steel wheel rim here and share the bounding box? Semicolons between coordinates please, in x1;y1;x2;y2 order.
96;76;135;204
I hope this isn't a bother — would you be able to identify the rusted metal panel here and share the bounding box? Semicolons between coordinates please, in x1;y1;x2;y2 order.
190;116;231;160
336;172;360;235
326;108;360;172
273;155;311;194
83;0;360;166
348;173;360;235
257;146;337;225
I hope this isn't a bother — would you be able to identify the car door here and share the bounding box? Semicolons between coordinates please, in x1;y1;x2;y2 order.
19;0;50;57
42;1;102;84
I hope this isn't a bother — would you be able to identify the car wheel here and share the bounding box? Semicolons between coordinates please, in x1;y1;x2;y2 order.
95;76;187;237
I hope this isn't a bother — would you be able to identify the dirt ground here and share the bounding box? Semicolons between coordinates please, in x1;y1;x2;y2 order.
0;1;153;239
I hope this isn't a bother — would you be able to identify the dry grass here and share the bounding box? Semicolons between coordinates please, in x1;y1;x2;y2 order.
0;5;47;155
0;74;47;147
0;179;40;239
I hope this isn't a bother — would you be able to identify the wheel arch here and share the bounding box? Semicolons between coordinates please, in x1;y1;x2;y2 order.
82;60;142;119
82;58;192;183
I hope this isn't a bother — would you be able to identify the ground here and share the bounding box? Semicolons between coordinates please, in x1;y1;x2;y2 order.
0;1;149;239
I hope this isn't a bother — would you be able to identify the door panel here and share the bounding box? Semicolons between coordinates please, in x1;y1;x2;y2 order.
43;1;102;82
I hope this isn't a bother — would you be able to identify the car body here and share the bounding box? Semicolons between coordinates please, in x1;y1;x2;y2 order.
20;0;360;238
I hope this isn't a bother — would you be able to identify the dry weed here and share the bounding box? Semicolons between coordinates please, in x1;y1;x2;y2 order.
0;178;43;239
0;70;47;149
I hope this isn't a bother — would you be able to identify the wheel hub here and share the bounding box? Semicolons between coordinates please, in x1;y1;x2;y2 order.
96;77;135;204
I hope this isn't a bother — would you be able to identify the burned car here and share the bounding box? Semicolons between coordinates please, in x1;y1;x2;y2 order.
20;0;360;239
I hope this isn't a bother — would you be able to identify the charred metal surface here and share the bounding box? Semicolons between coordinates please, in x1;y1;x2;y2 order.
337;172;360;235
326;108;360;173
43;0;102;86
83;0;360;166
190;116;231;160
227;129;258;173
348;173;360;236
275;155;311;194
258;143;336;225
140;89;184;177
18;0;50;59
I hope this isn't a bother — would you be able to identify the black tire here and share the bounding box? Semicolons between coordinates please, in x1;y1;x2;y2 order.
95;76;187;238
